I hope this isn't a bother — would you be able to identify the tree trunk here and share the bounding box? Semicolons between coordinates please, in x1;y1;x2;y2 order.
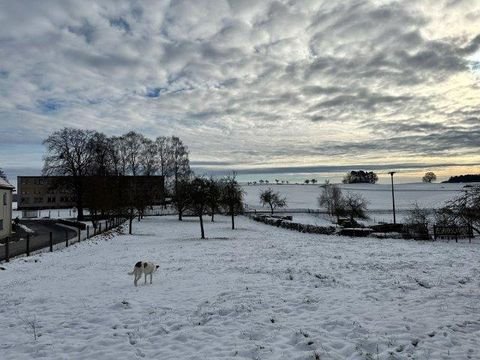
211;212;215;222
199;214;205;239
270;204;274;215
77;206;85;221
231;205;235;230
178;210;183;221
129;216;133;234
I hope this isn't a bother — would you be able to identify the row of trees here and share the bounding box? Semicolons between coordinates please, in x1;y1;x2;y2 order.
247;179;319;185
42;128;190;220
177;175;244;238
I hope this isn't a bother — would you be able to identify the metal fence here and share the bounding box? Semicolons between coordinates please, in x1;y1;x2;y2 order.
433;224;474;242
0;217;125;262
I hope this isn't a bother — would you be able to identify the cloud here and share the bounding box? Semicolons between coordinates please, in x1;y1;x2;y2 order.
0;0;480;171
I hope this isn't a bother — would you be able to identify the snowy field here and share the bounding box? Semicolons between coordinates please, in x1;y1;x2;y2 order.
243;183;468;224
243;183;466;211
1;215;479;360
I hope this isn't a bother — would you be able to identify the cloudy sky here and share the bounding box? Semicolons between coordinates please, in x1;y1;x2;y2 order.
1;0;479;177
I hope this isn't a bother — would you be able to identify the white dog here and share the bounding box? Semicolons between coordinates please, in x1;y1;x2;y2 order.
128;261;159;286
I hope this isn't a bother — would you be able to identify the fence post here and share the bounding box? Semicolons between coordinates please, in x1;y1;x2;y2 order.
49;232;53;252
99;222;102;233
78;228;81;242
5;236;9;262
65;230;69;247
26;234;30;257
433;225;437;241
469;224;472;243
455;226;458;243
87;225;89;239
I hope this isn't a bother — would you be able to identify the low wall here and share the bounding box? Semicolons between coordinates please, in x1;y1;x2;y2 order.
249;214;336;235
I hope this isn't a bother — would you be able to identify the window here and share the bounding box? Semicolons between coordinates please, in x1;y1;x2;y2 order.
21;197;30;204
2;193;6;205
34;197;43;203
0;219;3;231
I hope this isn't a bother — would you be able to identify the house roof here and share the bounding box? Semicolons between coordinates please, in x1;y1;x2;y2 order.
0;178;15;190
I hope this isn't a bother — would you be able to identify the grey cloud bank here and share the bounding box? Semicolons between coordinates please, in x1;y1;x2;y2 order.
0;0;479;173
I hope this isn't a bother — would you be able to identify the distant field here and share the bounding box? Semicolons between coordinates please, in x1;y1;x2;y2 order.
242;183;469;224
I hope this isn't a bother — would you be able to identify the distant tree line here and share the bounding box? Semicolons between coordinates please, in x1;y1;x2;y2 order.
443;174;480;183
342;170;378;184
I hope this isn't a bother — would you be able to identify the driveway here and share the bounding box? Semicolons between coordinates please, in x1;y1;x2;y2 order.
0;220;78;261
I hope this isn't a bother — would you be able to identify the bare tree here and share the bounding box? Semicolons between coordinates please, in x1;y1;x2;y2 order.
170;136;191;198
140;138;158;176
342;193;369;224
0;168;8;181
121;131;145;176
173;179;191;221
436;186;480;234
207;178;222;222
259;188;287;214
42;128;97;220
89;133;116;176
407;203;430;224
155;136;172;179
113;136;130;175
422;172;437;183
189;177;210;239
220;175;244;229
318;182;344;221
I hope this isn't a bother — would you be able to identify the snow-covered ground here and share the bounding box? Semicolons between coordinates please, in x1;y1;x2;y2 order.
243;183;469;225
1;215;479;359
243;183;466;211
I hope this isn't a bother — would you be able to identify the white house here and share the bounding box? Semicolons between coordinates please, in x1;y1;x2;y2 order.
0;178;14;240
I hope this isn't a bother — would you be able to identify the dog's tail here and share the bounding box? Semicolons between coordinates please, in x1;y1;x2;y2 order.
128;271;134;275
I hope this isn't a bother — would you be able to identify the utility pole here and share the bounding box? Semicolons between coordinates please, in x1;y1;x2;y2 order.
389;171;396;224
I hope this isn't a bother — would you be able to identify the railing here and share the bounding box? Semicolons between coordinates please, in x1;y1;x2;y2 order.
0;217;126;262
433;224;473;243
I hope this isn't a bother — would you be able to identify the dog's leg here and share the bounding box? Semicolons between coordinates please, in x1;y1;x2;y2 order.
144;273;147;284
150;273;153;284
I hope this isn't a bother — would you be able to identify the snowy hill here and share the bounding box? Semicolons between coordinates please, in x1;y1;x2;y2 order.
1;215;479;359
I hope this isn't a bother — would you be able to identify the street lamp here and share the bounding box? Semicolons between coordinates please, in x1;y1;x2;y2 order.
388;171;396;224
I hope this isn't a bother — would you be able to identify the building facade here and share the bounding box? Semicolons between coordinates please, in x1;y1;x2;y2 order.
17;176;75;210
0;178;15;240
17;176;165;211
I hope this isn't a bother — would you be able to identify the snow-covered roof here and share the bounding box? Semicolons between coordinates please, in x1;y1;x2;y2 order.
0;178;14;190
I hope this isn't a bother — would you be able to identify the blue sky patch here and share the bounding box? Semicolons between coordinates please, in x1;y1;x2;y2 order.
146;87;164;98
109;17;131;33
37;99;63;113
